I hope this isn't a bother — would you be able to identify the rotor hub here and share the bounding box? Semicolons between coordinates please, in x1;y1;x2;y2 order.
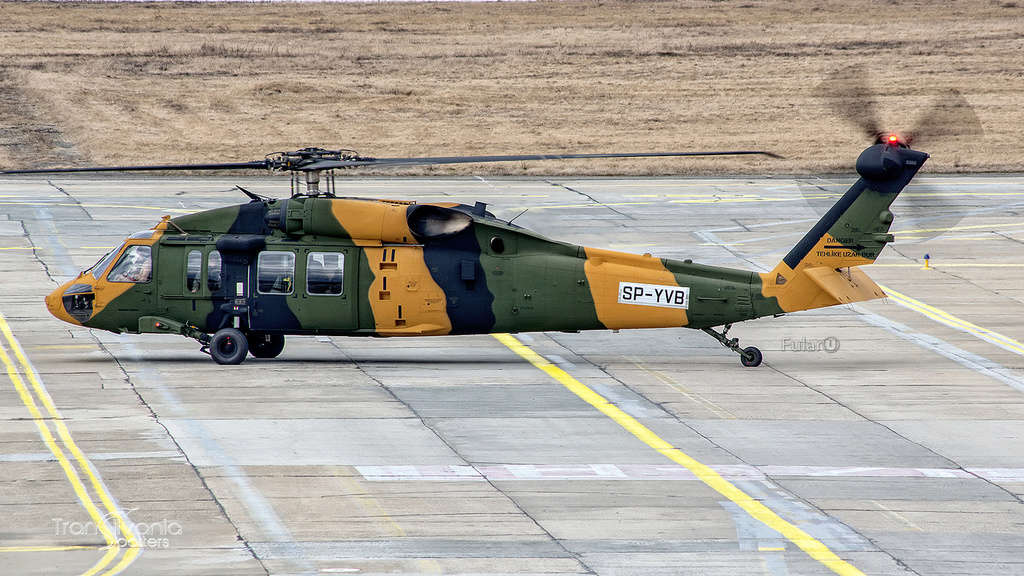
265;147;364;172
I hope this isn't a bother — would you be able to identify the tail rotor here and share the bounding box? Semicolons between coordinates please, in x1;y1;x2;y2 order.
802;65;984;244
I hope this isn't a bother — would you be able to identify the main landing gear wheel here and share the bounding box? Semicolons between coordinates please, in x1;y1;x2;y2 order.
210;327;248;365
702;324;763;368
248;333;285;359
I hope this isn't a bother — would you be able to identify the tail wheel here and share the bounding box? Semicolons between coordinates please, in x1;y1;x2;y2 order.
740;346;762;368
248;333;285;359
210;328;248;365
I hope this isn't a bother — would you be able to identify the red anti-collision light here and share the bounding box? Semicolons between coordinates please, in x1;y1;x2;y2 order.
888;134;899;144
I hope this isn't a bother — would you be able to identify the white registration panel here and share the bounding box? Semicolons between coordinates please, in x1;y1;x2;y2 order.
617;282;689;309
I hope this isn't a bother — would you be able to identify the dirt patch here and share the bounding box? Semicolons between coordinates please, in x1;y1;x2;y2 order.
0;1;1021;175
0;69;83;168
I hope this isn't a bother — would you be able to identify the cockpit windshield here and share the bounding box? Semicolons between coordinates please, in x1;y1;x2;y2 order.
107;245;153;283
83;231;155;278
85;246;122;277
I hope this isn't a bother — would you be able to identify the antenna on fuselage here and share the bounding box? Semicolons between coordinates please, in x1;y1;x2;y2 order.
507;208;529;226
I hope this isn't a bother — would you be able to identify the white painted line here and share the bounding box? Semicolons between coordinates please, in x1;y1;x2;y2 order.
854;306;1024;393
356;463;988;482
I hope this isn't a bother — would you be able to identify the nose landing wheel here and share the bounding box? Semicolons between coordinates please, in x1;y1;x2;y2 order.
209;328;248;365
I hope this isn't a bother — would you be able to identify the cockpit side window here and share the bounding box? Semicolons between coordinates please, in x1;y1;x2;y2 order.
107;245;153;283
207;250;222;293
186;250;202;294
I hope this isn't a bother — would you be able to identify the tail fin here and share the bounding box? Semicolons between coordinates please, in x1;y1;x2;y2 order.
759;143;929;313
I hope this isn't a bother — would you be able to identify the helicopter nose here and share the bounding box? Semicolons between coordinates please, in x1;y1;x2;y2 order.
45;288;60;317
46;282;94;325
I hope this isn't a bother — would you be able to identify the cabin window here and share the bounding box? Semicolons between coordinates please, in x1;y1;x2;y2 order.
307;252;344;296
257;251;295;295
186;250;202;294
207;250;222;292
107;245;152;283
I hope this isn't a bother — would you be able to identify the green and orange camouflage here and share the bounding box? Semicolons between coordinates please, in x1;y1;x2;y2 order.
43;143;928;364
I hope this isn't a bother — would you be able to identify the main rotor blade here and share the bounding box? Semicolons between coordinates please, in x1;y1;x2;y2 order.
301;150;782;171
0;161;269;175
1;150;781;175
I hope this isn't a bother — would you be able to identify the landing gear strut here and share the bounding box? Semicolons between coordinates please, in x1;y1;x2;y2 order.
702;324;762;367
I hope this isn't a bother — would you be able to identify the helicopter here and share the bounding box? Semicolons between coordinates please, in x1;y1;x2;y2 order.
2;139;928;366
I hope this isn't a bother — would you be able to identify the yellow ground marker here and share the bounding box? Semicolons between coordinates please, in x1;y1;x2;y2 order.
31;344;97;350
873;263;1024;268
492;333;865;576
894;221;1023;235
879;285;1024;357
628;357;736;419
0;313;140;575
0;201;191;214
0;545;105;553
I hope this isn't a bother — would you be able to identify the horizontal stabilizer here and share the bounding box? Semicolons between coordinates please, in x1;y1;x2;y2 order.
803;266;885;305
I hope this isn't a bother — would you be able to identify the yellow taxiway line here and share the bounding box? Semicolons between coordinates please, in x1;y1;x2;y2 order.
0;312;141;575
878;285;1024;357
492;333;865;576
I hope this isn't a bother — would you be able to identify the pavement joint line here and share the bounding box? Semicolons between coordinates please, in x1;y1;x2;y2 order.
492;332;865;576
879;284;1024;358
543;179;633;220
0;312;138;575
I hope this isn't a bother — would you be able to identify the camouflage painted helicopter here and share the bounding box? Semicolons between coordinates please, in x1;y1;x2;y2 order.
2;140;927;366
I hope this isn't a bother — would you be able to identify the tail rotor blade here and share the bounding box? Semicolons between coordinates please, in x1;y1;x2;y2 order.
906;89;983;148
815;64;883;142
891;182;971;244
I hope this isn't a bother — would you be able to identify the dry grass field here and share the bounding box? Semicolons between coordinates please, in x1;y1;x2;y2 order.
0;1;1021;175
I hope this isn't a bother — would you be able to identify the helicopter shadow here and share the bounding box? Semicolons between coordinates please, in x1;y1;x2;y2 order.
74;353;526;366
